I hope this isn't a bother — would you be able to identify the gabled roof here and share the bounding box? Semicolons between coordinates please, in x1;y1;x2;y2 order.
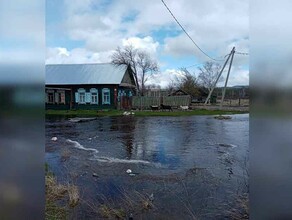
46;63;129;85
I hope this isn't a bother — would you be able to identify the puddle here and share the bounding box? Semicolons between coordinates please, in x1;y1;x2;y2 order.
46;114;249;219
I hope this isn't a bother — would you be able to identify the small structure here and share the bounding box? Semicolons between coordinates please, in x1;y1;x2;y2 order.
170;89;189;96
144;88;169;97
191;88;217;104
45;63;136;110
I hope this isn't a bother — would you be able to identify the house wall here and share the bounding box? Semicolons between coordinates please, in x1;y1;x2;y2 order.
45;84;118;110
121;69;136;85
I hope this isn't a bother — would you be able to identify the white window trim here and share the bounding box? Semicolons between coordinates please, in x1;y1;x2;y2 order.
77;88;86;104
102;88;110;105
90;88;98;104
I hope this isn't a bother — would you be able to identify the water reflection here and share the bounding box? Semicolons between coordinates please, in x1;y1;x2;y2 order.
45;114;249;219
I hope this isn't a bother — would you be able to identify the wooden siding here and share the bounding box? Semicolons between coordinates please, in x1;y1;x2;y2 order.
132;95;191;109
46;84;117;110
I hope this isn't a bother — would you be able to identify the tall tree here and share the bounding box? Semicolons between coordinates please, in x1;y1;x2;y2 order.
111;45;158;96
197;61;223;92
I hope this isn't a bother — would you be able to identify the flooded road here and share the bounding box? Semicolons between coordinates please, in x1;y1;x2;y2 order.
46;114;249;219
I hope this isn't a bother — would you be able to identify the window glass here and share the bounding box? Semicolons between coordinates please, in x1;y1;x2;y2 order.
90;88;98;104
102;88;110;104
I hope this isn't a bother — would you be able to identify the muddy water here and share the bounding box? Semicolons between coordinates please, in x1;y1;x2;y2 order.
46;114;249;219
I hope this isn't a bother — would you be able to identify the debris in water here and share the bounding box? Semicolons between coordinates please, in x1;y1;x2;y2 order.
123;111;135;116
51;137;57;141
219;143;237;148
92;173;98;177
129;173;136;177
126;169;132;174
149;193;154;202
69;117;97;123
214;115;232;120
80;172;88;177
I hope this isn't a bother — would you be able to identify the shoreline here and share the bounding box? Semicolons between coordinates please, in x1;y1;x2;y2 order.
46;109;249;117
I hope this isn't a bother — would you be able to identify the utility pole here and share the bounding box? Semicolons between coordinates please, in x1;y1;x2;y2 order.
204;47;235;105
220;47;235;108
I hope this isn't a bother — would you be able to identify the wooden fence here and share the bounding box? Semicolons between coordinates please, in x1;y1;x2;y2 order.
132;95;191;109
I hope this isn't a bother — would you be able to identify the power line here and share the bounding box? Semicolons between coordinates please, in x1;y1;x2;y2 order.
161;0;224;62
185;63;204;68
235;51;249;55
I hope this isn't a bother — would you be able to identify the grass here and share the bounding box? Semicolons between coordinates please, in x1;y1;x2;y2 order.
226;193;249;220
45;164;80;220
99;205;126;219
46;109;247;117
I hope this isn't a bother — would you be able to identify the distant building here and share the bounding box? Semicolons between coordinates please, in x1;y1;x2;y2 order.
170;89;189;96
214;86;249;99
144;88;169;97
45;63;136;110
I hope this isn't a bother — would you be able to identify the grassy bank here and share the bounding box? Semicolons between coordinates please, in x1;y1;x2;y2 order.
45;163;79;220
46;109;248;117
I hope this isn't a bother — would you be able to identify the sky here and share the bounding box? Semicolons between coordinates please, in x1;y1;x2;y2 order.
46;0;249;87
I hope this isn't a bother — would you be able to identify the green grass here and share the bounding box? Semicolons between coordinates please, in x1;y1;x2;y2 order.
46;109;248;117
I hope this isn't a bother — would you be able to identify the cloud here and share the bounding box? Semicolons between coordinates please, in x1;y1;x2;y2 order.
146;69;185;88
46;47;113;64
47;0;249;85
122;36;159;57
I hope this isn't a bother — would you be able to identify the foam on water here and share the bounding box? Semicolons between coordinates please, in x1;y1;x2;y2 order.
66;139;99;154
92;156;150;164
90;155;163;167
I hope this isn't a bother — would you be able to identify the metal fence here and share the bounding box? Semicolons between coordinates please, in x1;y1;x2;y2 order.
132;95;191;109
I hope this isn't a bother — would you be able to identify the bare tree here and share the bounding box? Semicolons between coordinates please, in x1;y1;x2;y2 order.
166;79;177;95
177;68;200;97
197;61;223;92
111;45;158;96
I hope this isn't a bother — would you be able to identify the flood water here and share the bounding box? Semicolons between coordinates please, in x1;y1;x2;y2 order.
46;114;249;219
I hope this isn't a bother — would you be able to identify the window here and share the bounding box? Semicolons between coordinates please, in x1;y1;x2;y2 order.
79;92;85;103
90;88;98;104
91;93;98;103
76;88;86;104
47;92;54;103
102;88;110;104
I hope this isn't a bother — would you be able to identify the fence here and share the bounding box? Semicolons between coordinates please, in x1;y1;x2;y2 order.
132;95;191;109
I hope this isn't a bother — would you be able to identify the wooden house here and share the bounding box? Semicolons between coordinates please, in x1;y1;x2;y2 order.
45;63;136;110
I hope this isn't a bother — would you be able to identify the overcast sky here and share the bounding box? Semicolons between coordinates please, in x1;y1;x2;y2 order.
46;0;249;87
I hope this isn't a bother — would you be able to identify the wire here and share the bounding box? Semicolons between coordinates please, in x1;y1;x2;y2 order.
235;51;249;55
184;63;204;68
161;0;224;62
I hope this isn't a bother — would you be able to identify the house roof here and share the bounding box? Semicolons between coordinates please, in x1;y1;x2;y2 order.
46;63;129;85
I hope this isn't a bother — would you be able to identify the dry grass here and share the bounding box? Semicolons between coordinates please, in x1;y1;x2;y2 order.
227;193;249;220
46;175;67;200
68;184;79;207
83;187;155;219
141;200;153;210
98;205;126;219
45;174;80;219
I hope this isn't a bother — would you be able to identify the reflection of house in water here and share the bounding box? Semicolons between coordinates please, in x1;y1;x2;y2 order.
128;118;198;168
111;117;137;158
